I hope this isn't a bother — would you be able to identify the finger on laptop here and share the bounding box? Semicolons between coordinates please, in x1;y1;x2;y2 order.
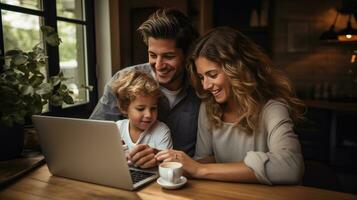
130;146;155;163
133;154;156;168
140;159;158;169
128;144;149;159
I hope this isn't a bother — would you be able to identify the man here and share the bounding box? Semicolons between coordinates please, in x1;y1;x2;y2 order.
90;8;200;168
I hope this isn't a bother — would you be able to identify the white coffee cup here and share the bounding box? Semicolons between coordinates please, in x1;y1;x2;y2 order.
159;162;183;184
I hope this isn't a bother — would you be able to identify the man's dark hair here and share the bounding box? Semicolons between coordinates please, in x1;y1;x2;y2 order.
137;8;199;55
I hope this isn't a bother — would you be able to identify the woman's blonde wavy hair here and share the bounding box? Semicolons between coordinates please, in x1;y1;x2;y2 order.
110;70;162;116
187;27;305;134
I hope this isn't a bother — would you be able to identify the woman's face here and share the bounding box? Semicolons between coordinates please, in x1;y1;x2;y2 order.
195;57;232;104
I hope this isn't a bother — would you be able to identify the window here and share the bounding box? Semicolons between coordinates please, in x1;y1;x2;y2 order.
0;0;97;118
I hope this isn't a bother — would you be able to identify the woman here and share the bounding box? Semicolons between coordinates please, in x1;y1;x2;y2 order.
155;27;305;185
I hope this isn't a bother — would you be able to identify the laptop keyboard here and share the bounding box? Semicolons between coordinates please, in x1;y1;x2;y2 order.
129;169;156;184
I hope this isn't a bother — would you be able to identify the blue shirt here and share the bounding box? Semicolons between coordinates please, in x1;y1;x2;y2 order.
90;63;200;156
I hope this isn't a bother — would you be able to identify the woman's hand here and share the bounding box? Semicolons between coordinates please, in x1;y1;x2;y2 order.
155;149;202;178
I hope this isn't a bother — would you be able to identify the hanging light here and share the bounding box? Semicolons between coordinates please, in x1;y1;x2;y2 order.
337;13;357;41
320;12;339;42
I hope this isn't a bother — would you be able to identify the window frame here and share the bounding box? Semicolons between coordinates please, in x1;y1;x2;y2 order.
0;0;97;118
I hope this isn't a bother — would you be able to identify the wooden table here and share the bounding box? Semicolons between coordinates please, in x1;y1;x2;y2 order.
0;164;356;200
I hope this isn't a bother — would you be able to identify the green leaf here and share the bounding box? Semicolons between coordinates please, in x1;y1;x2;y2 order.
30;103;42;114
41;92;53;100
17;64;30;74
41;26;62;46
27;62;37;72
58;71;64;78
37;83;53;95
32;45;44;55
13;113;25;125
63;95;74;104
19;110;27;116
60;84;67;90
29;75;45;87
12;54;28;66
32;94;43;113
0;85;16;94
38;59;46;66
5;49;22;57
21;85;34;96
50;95;63;106
46;34;62;46
40;26;55;35
50;76;61;86
3;60;11;70
42;99;48;105
1;115;14;127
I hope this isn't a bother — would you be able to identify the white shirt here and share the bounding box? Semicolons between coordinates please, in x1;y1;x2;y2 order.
160;86;182;109
194;100;304;185
116;119;173;150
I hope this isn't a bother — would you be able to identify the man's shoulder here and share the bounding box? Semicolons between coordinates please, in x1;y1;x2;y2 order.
186;86;201;108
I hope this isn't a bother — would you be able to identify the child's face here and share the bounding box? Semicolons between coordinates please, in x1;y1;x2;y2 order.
127;95;158;133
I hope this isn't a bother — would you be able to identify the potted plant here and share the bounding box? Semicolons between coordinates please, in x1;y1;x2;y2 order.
0;26;74;160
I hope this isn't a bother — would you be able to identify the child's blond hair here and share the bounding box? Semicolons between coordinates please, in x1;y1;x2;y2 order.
111;70;162;115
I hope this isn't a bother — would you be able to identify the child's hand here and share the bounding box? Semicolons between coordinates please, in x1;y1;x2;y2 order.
128;144;158;168
122;142;132;165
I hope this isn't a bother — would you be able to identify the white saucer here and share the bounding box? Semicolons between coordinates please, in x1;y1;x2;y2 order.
157;176;187;189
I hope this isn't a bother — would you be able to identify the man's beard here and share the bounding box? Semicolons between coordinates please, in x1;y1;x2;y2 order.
151;64;185;89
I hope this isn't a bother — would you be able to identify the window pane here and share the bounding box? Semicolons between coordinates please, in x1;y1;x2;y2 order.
2;10;41;52
56;0;83;20
58;21;88;107
0;0;41;10
2;10;50;111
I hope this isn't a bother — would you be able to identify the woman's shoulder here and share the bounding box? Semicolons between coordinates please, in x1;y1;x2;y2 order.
261;100;292;130
200;101;207;110
262;99;290;114
198;102;211;120
261;100;291;120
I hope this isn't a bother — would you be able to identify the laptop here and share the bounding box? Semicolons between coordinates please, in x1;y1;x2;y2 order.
32;115;158;190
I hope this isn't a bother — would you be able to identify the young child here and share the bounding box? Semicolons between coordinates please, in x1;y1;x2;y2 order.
111;70;172;153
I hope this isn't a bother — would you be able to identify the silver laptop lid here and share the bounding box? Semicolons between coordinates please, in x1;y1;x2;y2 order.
32;115;157;190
